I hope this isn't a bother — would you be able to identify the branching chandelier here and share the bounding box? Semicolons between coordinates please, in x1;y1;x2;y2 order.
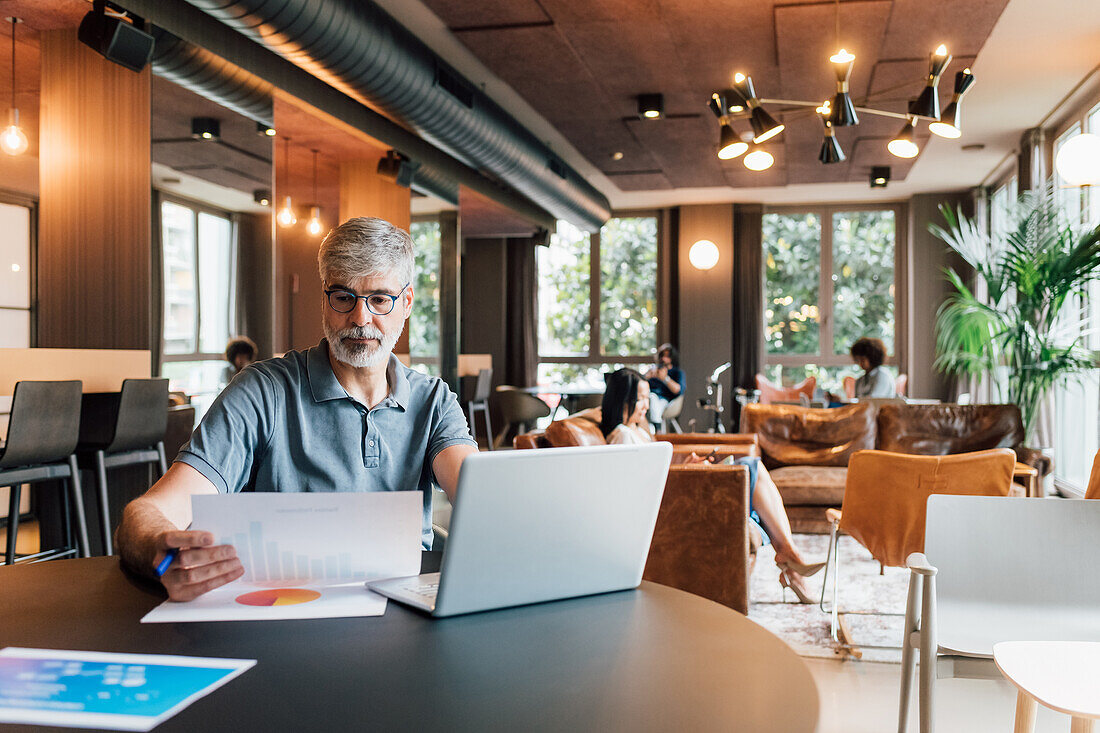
707;0;976;174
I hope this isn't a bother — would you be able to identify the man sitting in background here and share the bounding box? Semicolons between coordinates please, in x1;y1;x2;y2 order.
116;217;478;601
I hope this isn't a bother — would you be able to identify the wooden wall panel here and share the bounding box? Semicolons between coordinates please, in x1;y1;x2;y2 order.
339;158;411;230
37;30;151;350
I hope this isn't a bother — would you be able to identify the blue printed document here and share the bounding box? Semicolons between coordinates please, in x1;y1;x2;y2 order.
0;648;255;731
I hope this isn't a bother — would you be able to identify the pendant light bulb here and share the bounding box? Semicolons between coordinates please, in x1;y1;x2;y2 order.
277;196;297;227
1;114;27;156
306;206;323;237
829;48;855;64
3;18;26;156
744;147;774;171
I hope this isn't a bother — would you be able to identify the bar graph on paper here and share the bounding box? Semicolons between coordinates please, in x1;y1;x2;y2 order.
218;522;369;584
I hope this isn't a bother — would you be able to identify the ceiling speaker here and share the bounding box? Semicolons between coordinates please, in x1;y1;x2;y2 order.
78;6;155;73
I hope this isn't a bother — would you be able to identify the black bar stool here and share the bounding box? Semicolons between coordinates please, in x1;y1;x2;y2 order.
77;378;169;555
1;380;89;565
467;368;493;450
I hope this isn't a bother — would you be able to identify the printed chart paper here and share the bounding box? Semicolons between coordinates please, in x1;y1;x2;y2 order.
0;647;254;731
142;492;422;623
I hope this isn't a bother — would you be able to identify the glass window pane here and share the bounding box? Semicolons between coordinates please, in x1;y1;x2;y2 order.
1054;369;1099;491
162;201;197;355
0;308;30;348
600;217;657;357
162;359;232;421
832;210;896;355
538;220;591;357
763;213;820;355
761;362;872;397
1054;124;1083;224
197;212;233;354
409;221;441;359
0;202;30;308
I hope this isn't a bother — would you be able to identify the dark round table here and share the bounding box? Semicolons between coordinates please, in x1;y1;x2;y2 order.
0;555;819;732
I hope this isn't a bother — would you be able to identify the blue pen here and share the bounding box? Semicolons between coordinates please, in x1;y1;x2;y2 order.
155;548;179;577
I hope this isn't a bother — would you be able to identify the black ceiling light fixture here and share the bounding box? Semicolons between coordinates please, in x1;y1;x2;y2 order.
190;117;220;140
253;189;271;206
869;166;891;188
816;102;845;164
928;68;976;139
706;0;973;170
909;44;952;119
731;73;784;144
256;120;276;137
637;93;664;120
77;0;154;73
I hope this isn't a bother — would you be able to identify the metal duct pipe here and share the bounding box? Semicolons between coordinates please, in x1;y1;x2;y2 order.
182;0;610;231
149;29;459;205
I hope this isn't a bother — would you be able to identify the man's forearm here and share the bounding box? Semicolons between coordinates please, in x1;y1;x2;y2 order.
115;499;179;580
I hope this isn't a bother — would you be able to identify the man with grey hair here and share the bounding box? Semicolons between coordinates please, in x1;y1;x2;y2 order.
116;217;478;601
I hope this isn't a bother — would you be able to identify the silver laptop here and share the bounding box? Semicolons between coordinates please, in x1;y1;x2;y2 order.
368;442;672;617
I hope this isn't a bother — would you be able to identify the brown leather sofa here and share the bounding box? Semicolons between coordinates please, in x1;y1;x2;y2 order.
740;401;1047;533
515;414;760;614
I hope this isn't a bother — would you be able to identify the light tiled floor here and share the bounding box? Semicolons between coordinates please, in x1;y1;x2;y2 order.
808;657;1072;732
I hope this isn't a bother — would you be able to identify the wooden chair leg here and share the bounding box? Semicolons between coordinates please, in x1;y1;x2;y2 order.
1070;718;1095;733
898;572;922;733
917;574;937;733
1012;691;1036;733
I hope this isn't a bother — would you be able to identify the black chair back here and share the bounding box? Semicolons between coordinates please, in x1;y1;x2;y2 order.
108;378;169;453
473;368;493;402
0;380;82;468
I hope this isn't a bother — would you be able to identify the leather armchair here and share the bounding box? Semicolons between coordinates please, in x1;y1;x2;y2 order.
514;414;756;614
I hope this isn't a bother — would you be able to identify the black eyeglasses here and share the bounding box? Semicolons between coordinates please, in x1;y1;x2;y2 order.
324;282;409;315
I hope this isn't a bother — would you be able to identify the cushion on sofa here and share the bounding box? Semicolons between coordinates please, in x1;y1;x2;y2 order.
769;465;848;505
740;402;876;468
875;403;1025;455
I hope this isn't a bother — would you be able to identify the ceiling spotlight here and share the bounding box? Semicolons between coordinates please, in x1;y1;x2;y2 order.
253;189;271;207
637;93;664;120
909;44;952;119
888;116;920;159
928;68;975;139
256;121;276;137
869;166;891;188
191;117;220;141
743;145;774;171
817;105;845;164
731;73;785;144
717;123;748;160
610;151;624;161
827;49;859;128
722;87;746;114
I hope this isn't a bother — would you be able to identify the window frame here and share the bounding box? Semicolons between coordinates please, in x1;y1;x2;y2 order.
760;202;908;373
536;210;664;373
407;214;442;372
157;193;239;367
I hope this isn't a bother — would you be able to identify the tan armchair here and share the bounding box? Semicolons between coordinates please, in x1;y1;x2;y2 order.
755;374;815;405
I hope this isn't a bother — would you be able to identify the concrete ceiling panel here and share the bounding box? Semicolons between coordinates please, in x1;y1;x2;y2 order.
420;0;550;29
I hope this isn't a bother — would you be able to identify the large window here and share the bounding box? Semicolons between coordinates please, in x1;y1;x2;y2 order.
537;216;659;387
762;206;900;394
408;219;441;374
0;200;32;349
160;199;237;416
1050;102;1100;495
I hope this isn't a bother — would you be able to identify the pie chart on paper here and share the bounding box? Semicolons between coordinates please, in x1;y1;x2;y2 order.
235;588;322;607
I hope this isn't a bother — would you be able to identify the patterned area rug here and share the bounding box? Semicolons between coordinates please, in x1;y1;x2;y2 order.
748;533;910;663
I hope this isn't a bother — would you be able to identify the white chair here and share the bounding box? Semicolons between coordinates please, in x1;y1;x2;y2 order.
660;395;684;433
899;495;1100;733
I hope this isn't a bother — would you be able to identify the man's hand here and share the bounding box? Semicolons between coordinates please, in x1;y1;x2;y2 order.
156;530;243;602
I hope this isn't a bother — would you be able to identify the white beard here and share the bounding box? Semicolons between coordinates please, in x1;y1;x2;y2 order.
324;322;400;369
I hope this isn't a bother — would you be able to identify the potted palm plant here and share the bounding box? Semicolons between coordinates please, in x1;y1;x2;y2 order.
932;184;1100;442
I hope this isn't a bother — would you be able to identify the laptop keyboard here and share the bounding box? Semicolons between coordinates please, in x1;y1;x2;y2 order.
398;577;440;601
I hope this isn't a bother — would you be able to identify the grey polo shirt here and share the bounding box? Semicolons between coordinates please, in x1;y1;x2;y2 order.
176;340;476;548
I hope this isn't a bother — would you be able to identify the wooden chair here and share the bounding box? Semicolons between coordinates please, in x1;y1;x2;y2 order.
820;448;1016;650
900;495;1100;733
754;374;815;405
1086;449;1100;499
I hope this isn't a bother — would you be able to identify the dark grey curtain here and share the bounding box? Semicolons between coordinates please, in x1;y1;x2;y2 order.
731;204;763;426
505;236;539;387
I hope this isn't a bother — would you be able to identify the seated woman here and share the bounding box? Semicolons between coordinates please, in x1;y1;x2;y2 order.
600;368;824;602
849;337;895;398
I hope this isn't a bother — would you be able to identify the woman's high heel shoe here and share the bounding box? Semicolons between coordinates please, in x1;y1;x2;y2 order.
778;570;816;604
776;558;827;578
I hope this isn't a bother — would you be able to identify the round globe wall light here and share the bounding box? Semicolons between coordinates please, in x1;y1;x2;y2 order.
1055;133;1100;187
689;239;720;270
